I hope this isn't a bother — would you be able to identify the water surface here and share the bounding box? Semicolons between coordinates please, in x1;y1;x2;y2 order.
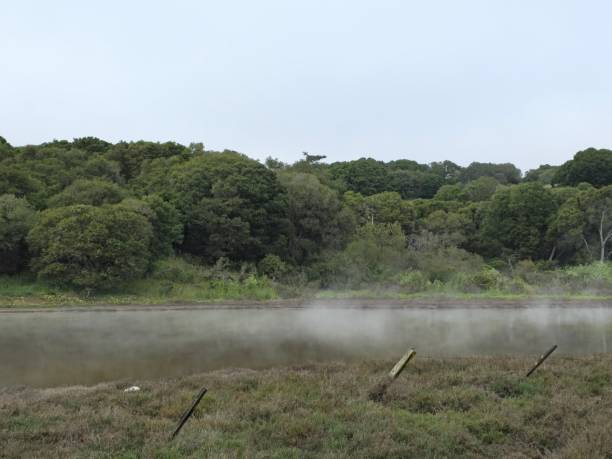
1;306;611;387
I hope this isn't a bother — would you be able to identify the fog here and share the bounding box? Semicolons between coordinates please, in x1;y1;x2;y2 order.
1;306;611;387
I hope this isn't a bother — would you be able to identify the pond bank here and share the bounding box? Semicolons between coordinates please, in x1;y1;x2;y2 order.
1;296;611;312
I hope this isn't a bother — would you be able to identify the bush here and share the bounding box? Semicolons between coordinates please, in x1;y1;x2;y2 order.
151;257;206;283
470;266;502;290
396;270;429;293
258;254;287;280
27;205;153;290
559;263;612;293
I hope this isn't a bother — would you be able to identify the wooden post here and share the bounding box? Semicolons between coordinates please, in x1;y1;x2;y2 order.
368;349;416;401
389;349;416;379
170;386;208;440
526;345;557;378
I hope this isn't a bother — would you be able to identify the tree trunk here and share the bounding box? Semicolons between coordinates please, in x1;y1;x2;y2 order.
600;211;605;263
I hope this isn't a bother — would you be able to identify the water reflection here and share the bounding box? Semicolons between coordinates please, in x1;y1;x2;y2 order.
0;306;611;387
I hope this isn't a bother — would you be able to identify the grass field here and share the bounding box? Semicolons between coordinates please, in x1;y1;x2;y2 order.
2;356;611;458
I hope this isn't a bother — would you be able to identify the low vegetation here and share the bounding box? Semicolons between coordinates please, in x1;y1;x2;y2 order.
2;356;611;458
1;258;611;308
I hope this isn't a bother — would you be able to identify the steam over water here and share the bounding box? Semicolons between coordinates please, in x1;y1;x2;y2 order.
1;306;611;387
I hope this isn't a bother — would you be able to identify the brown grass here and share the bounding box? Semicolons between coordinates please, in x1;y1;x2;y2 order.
1;356;612;458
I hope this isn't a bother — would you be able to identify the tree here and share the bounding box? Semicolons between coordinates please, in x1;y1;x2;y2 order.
47;178;127;207
461;162;521;184
463;176;499;202
279;172;352;263
116;195;184;257
429;160;463;183
336;222;407;285
27;205;153;289
0;166;44;206
388;169;443;199
82;157;122;183
328;158;388;196
481;183;557;259
524;164;558;185
302;151;327;163
586;186;612;261
552;186;612;263
170;151;290;262
107;141;188;181
552;148;612;187
0;194;38;273
434;184;467;201
71;137;112;153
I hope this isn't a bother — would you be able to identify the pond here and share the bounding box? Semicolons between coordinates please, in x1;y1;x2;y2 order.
1;306;611;387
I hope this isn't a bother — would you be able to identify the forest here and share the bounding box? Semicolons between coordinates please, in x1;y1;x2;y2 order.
1;135;612;302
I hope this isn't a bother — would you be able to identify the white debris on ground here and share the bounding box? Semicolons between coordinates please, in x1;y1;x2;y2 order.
123;386;141;392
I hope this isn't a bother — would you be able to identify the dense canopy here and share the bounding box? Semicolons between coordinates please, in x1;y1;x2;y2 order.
0;136;611;289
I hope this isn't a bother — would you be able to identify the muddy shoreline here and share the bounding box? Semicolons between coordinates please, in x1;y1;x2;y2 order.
1;296;610;313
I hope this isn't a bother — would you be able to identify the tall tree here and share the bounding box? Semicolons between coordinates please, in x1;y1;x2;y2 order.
279;172;352;264
0;194;38;274
552;148;612;187
170;151;290;262
482;183;556;259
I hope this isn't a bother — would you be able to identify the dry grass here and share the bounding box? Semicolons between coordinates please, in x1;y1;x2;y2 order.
1;356;612;458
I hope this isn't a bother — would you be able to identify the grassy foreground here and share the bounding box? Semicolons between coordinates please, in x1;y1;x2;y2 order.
2;356;612;458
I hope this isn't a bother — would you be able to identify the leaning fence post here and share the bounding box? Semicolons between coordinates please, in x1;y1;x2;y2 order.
368;349;416;401
525;345;557;378
170;386;208;440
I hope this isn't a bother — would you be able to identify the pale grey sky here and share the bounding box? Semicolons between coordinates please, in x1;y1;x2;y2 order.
2;0;612;171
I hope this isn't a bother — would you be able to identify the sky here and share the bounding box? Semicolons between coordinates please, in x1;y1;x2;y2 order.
2;0;612;172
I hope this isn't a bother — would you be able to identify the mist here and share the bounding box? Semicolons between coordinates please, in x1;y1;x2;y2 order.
1;305;611;387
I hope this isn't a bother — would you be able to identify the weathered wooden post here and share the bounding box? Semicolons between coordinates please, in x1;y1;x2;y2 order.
368;349;416;401
388;349;416;379
526;345;557;377
170;386;208;440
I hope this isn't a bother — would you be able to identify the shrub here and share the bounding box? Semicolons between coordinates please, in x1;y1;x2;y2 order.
151;257;206;283
560;263;612;292
470;267;502;290
396;270;429;293
258;254;287;280
27;205;153;290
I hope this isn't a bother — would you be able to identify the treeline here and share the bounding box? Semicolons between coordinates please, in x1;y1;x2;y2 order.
1;135;611;292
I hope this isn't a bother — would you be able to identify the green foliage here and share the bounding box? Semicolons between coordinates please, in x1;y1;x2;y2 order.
461;162;521;184
106;140;187;181
0;194;38;274
170;151;290;262
328;158;389;196
552;148;612;187
116;195;184;258
524;164;558;184
331;223;407;287
148;257;278;300
470;266;503;290
258;254;287;280
47;178;127;207
482;183;557;259
279;172;352;263
1;135;611;299
27;205;153;289
396;270;429;292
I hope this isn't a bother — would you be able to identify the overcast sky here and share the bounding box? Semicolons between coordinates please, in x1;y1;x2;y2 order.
2;1;612;171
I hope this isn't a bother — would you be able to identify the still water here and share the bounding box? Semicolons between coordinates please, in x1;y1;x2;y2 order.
1;306;611;387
